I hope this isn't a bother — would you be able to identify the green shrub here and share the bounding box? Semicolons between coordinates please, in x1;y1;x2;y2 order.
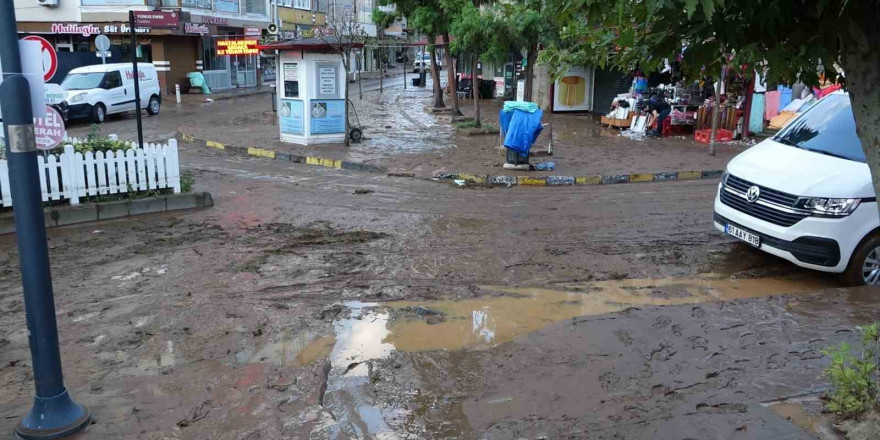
180;171;195;193
823;322;880;418
58;124;132;154
455;120;497;131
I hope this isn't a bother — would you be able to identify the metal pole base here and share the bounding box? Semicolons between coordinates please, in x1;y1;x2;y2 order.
15;389;90;440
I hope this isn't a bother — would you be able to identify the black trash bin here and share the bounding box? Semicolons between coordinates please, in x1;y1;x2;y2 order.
419;71;427;87
505;147;529;165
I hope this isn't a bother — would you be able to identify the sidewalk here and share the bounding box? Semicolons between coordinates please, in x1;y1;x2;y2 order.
179;85;273;104
175;86;748;180
382;96;749;179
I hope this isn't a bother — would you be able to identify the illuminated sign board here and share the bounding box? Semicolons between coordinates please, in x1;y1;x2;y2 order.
215;39;260;56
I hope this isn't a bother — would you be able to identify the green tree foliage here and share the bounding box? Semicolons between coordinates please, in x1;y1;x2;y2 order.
446;1;508;126
541;0;880;200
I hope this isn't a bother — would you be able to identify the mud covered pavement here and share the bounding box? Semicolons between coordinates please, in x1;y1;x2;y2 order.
0;125;877;439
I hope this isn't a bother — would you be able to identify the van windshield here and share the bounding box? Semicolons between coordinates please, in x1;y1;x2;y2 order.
773;93;865;163
61;72;106;90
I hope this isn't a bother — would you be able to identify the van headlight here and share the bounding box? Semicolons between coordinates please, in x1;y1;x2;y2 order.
796;197;861;216
69;93;85;103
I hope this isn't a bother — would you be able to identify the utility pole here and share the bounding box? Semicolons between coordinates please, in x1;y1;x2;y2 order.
129;10;144;148
0;2;91;439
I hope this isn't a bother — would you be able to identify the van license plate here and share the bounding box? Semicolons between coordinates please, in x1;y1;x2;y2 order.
726;224;760;248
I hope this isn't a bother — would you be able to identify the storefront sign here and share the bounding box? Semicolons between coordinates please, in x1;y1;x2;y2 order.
51;23;102;37
309;100;345;134
185;23;210;35
34;106;66;151
215;39;260;56
280;99;304;135
133;11;180;29
244;27;262;37
50;23;151;36
198;16;229;25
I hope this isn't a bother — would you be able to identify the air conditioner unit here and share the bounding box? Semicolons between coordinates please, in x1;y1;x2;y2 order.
37;0;60;6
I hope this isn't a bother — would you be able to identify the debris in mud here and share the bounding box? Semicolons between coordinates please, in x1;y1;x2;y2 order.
316;304;343;322
353;189;374;195
250;223;388;251
406;306;447;325
177;400;211;427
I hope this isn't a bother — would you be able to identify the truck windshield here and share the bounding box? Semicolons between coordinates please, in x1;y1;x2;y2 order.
773;93;865;163
61;72;106;90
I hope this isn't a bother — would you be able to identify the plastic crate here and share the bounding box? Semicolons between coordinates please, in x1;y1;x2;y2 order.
694;128;733;144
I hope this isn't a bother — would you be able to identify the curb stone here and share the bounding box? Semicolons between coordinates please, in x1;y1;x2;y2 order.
0;192;214;235
177;132;387;175
436;169;726;188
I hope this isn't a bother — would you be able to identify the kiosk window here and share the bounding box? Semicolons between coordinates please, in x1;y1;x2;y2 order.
283;63;299;98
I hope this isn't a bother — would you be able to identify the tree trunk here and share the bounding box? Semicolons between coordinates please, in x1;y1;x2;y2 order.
344;69;351;147
357;51;363;100
472;54;481;127
378;41;384;94
708;71;723;156
442;33;461;116
524;41;537;102
429;38;445;109
845;30;880;213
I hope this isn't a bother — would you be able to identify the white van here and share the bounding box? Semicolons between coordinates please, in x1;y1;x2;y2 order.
714;92;879;285
61;63;161;123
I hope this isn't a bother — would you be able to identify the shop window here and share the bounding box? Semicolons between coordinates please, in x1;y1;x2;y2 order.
245;0;267;15
293;0;309;9
202;36;229;71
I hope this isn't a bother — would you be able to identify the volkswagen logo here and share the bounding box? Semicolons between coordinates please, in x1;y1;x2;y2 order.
746;185;761;203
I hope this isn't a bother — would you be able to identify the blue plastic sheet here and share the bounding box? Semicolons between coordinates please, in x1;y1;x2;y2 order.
499;108;544;155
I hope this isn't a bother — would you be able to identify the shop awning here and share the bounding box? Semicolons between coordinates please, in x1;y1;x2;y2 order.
257;36;364;51
403;36;449;47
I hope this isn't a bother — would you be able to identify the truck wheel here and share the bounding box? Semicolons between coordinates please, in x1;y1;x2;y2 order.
91;103;106;123
842;231;880;286
147;95;160;115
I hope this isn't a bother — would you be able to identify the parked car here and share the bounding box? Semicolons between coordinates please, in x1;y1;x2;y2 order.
413;53;441;72
714;92;879;285
61;63;162;123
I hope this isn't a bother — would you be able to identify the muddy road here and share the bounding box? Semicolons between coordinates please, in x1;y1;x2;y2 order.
0;140;873;439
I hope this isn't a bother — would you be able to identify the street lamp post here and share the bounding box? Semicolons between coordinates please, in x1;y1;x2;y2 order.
0;2;91;439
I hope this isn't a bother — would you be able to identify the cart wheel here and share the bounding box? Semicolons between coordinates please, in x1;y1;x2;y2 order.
349;128;363;143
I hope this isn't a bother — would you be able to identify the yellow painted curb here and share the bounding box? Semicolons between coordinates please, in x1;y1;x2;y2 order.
180;133;195;142
576;175;602;185
247;147;276;159
458;173;487;184
517;176;547;186
306;156;321;165
677;170;702;180
629;173;654;183
206;140;225;150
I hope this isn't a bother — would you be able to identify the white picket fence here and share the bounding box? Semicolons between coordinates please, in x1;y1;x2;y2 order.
0;138;180;207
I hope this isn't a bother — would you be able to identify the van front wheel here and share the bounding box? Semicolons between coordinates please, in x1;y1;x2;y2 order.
91;103;106;123
147;96;160;116
842;231;880;286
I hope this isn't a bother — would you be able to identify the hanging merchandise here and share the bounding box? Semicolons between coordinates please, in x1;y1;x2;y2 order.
749;93;765;134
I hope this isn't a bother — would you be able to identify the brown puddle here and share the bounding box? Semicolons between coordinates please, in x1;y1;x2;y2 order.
765;399;840;439
384;273;833;352
249;274;832;365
